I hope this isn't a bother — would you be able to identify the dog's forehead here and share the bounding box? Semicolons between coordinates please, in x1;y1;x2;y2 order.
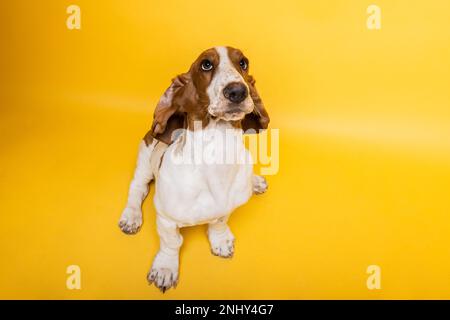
193;47;245;66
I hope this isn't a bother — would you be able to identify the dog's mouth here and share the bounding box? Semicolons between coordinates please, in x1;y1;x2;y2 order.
209;104;253;121
223;107;247;121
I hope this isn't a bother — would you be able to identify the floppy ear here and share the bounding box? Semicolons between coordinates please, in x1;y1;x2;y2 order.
149;73;189;144
242;75;270;132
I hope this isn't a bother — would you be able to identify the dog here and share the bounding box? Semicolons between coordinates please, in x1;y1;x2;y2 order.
119;46;270;292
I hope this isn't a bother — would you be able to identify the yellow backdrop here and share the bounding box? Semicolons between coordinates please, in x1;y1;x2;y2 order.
1;0;450;299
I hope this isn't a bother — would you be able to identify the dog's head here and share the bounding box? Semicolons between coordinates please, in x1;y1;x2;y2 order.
149;46;270;144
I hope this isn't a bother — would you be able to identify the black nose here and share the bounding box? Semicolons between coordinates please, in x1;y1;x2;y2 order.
223;82;248;103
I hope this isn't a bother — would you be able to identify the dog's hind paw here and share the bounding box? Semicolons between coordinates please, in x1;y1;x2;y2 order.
252;175;268;195
118;207;142;234
208;228;235;258
147;253;179;293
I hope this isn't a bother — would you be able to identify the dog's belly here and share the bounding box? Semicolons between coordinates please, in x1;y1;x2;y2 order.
153;153;253;227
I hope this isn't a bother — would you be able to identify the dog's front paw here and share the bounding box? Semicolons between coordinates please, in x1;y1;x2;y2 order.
147;252;179;293
208;228;235;258
118;207;142;234
252;175;268;195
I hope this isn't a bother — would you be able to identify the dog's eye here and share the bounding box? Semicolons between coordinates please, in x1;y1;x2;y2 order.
239;59;248;70
201;59;213;71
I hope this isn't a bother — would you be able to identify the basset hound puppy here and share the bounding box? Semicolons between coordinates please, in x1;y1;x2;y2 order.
119;46;270;292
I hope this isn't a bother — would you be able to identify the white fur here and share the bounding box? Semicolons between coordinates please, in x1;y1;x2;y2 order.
208;216;235;258
147;215;182;292
119;140;156;234
154;120;254;227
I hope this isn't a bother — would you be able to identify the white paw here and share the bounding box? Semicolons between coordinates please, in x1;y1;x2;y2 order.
118;207;142;234
147;252;179;293
208;228;235;258
252;175;268;195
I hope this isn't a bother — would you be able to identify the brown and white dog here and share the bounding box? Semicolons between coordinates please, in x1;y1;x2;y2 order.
119;46;270;292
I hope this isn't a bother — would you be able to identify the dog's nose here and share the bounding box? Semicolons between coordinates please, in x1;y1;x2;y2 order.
223;82;248;104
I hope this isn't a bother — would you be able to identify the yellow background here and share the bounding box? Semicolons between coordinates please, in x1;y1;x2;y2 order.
1;0;450;299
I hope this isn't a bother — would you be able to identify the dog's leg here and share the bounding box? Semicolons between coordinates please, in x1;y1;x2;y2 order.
148;215;182;292
119;140;155;234
208;217;235;258
252;174;268;195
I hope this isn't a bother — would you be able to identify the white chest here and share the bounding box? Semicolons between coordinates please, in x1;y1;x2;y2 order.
153;121;253;226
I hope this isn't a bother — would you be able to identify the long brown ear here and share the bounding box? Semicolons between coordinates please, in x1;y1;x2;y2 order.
146;73;189;144
242;75;270;132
